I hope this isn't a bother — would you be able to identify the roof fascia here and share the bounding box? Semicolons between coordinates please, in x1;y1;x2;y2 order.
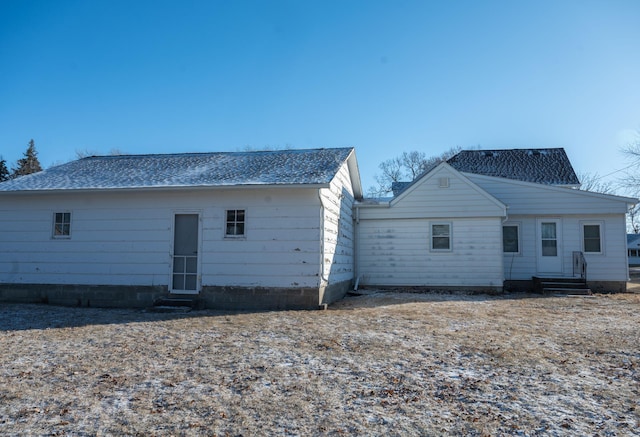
464;172;639;205
0;183;330;196
354;199;391;208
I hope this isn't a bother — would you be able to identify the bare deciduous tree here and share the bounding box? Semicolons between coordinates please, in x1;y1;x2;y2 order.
621;131;640;197
576;172;614;194
628;204;640;234
368;146;462;197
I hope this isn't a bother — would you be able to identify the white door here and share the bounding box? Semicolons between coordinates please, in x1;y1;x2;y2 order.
536;218;563;275
172;214;200;294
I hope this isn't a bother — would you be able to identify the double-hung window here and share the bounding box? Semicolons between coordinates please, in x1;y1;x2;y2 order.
502;224;520;254
225;209;245;237
53;212;71;238
431;223;451;251
582;223;602;253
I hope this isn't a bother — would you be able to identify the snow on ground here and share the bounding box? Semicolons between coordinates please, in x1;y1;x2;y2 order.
1;291;638;435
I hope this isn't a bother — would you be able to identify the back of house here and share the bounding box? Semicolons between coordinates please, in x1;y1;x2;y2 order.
0;148;362;309
355;148;636;293
1;145;634;309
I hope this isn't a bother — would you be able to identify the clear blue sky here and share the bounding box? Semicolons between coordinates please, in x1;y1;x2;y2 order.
1;0;639;193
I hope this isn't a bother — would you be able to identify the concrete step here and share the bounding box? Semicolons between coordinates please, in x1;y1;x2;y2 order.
153;295;202;310
149;305;192;313
533;276;587;294
544;287;592;295
540;281;586;288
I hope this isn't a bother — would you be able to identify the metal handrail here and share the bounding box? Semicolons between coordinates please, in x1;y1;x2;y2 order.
572;251;587;281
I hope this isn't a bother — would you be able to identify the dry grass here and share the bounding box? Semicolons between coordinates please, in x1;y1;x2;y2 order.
1;291;639;436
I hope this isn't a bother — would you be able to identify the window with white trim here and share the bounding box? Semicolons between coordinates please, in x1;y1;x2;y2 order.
502;224;520;253
225;209;245;237
431;223;451;251
53;212;71;238
582;223;602;253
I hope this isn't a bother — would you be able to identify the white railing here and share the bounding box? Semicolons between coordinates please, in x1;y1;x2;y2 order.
572;251;587;281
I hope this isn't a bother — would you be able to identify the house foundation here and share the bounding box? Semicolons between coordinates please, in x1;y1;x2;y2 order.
0;281;352;310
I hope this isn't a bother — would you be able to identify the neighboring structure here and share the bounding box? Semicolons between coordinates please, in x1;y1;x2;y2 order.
628;234;640;266
355;148;636;293
0;148;362;309
0;146;635;309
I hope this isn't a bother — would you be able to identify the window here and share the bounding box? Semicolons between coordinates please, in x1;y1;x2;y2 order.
225;209;245;237
53;212;71;238
503;224;520;253
583;223;601;253
431;223;451;251
541;222;558;256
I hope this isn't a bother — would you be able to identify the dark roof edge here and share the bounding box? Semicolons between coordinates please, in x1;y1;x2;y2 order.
0;182;331;196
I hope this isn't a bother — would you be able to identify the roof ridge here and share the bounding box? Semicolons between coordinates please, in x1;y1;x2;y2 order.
457;147;566;152
81;147;351;160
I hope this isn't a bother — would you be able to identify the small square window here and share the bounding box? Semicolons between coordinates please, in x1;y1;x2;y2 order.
53;212;71;238
431;223;451;251
226;209;245;237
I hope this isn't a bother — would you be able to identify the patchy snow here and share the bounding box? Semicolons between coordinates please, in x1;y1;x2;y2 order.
0;292;638;435
0;148;353;191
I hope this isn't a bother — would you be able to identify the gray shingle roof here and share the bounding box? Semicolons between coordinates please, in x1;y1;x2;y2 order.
391;181;412;196
627;234;640;246
0;148;354;192
447;148;580;185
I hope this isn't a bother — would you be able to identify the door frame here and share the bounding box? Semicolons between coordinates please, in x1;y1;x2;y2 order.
536;217;563;276
170;210;202;294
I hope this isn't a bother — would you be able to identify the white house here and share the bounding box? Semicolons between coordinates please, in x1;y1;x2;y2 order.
355;149;636;293
0;148;362;309
0;146;635;309
628;234;640;266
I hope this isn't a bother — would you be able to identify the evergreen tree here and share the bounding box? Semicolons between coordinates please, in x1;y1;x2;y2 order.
0;156;9;182
12;139;43;178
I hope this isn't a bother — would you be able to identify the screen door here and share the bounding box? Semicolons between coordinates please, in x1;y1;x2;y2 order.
172;214;199;293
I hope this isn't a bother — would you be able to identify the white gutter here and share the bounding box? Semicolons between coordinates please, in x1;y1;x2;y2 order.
318;190;329;285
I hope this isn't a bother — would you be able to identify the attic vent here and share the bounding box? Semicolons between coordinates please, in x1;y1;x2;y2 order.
483;151;494;157
439;177;450;188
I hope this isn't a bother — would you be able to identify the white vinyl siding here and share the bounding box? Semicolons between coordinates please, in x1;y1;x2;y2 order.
320;161;356;287
0;188;327;289
357;217;504;288
466;174;633;215
356;164;505;289
503;215;628;281
360;165;506;220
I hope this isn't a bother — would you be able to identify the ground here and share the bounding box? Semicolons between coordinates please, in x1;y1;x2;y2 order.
1;291;639;436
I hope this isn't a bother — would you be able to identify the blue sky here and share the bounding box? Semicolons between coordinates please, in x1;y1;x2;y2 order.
1;0;639;193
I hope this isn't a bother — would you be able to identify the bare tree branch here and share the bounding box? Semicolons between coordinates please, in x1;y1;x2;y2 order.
367;146;462;197
576;172;614;194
